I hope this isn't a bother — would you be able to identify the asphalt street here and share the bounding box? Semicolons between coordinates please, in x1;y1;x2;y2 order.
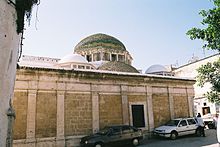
139;129;219;147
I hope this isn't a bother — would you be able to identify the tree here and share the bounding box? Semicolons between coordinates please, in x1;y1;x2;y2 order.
187;0;220;103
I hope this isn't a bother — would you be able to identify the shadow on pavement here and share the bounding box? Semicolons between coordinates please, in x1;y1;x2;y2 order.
139;129;218;147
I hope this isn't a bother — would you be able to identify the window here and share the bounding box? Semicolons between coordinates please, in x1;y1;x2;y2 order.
118;55;125;62
103;53;110;61
122;126;132;134
187;119;196;125
93;53;100;61
165;120;180;126
78;65;85;69
111;127;121;135
111;54;117;61
179;120;187;127
86;55;92;62
71;65;77;69
202;107;210;115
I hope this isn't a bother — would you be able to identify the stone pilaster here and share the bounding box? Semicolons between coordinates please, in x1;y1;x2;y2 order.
121;85;129;125
92;91;99;133
186;87;194;117
100;52;103;61
168;87;174;119
26;90;37;146
146;86;154;131
91;54;94;62
56;91;65;146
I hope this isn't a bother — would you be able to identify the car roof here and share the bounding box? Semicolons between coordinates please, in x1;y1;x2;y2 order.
105;125;132;128
173;117;195;120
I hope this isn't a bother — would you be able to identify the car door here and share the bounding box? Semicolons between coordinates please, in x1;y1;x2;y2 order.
176;119;189;136
186;118;198;134
121;126;134;145
107;127;123;146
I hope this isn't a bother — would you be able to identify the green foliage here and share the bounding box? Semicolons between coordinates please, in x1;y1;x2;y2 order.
187;0;220;103
187;0;220;51
15;0;39;33
196;57;220;103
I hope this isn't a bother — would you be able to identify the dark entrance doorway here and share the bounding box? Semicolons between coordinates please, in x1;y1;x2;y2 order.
202;107;210;115
131;105;145;128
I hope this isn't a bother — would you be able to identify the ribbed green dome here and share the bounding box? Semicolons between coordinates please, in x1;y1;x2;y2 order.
74;33;126;52
98;61;139;73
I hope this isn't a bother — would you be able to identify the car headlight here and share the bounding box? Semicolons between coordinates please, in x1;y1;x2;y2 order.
85;141;88;144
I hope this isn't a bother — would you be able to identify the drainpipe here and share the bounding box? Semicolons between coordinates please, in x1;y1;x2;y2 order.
6;99;16;147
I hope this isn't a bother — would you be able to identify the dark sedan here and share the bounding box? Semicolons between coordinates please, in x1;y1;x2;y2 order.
80;125;143;147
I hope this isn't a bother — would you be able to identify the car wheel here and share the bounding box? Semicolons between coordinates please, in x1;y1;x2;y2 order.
208;123;214;129
170;131;177;140
94;143;103;147
132;138;139;146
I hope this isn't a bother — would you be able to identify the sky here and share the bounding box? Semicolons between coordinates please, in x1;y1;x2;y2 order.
22;0;217;71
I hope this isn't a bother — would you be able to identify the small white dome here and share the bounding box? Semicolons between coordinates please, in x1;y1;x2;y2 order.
145;64;168;74
58;54;88;64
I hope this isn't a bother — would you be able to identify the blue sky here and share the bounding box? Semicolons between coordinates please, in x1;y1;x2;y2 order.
23;0;217;71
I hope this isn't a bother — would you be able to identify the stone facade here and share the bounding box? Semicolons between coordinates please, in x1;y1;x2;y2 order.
13;67;195;147
0;0;20;146
99;94;123;129
152;93;170;127
36;92;57;138
64;93;92;136
13;91;28;140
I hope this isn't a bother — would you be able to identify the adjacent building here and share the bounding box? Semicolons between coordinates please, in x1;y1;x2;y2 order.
0;1;21;146
174;54;220;116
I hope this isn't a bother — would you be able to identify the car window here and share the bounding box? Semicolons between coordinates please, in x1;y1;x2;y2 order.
97;127;111;135
187;119;196;125
165;120;180;126
179;120;187;127
122;126;133;133
112;127;121;135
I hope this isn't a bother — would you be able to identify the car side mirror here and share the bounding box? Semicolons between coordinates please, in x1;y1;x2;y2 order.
179;124;182;127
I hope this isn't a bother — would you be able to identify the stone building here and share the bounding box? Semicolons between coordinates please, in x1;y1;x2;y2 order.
13;33;195;147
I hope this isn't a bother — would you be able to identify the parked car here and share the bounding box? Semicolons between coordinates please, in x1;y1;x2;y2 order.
153;117;200;140
80;125;143;147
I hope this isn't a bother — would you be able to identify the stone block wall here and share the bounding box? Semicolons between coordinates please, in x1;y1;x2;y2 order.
36;92;57;138
64;93;92;136
152;94;170;127
13;68;195;147
13;91;28;139
128;95;146;103
173;95;189;118
99;94;122;129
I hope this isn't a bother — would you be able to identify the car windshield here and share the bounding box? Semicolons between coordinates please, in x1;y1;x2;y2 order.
165;120;179;126
97;127;110;135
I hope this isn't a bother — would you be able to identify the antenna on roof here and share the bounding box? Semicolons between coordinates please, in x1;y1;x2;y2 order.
203;48;206;57
175;60;179;67
188;53;199;63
